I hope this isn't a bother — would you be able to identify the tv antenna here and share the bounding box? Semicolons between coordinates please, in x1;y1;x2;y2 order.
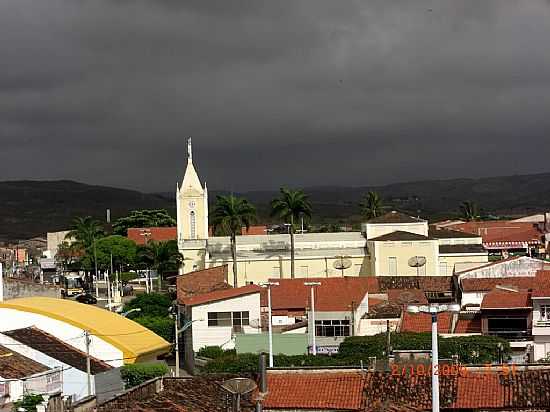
221;377;257;412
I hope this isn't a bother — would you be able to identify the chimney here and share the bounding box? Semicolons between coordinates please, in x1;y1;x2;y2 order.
255;352;268;412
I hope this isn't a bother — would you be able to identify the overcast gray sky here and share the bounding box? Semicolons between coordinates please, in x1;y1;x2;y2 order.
1;0;550;192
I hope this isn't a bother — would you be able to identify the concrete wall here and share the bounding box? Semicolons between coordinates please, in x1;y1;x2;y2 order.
3;278;60;300
358;318;399;336
371;240;439;276
364;221;428;240
439;253;488;276
189;292;261;351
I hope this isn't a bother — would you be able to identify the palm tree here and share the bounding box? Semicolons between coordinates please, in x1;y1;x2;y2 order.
138;240;183;290
359;191;383;220
65;216;104;288
460;201;479;221
271;188;312;279
211;195;257;287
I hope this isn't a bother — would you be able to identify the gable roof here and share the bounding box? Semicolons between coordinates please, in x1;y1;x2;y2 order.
180;284;261;306
428;226;480;239
367;211;425;224
369;231;429;242
453;312;482;334
3;327;112;374
0;297;171;363
481;288;532;309
400;311;453;333
268;277;377;312
263;372;365;411
176;265;231;304
0;344;50;379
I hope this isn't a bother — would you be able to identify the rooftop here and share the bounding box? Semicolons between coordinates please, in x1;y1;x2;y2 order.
386;289;428;305
369;231;430;242
453;312;482;334
127;227;177;245
180;284;261;306
428;226;480;239
481;288;532;309
0;297;171;363
400;311;453;333
378;276;454;292
0;344;50;379
176;265;231;303
461;276;538;292
2;327;112;374
367;211;426;224
438;244;486;254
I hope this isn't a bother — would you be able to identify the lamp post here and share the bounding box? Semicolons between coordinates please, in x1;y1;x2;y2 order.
260;281;279;367
304;282;321;355
171;306;203;377
406;303;460;412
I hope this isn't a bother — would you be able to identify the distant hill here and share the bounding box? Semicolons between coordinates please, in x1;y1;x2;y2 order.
2;173;550;241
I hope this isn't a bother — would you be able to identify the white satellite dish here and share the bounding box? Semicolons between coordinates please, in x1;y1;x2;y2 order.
408;256;426;267
333;257;352;270
248;318;262;329
221;377;257;395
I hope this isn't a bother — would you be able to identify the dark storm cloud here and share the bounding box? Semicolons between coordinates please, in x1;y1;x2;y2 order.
1;0;550;191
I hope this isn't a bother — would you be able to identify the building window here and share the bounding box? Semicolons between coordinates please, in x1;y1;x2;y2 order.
541;305;550;321
439;262;447;276
300;266;308;277
190;211;196;239
272;266;280;276
315;320;350;337
208;311;249;327
388;257;397;276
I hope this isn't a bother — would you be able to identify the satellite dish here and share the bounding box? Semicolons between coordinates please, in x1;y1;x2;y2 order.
333;257;352;270
408;256;426;268
221;378;257;395
248;318;262;329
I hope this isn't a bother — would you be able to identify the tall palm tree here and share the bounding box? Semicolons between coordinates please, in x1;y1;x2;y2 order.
359;191;383;220
138;240;183;290
271;188;312;279
460;201;479;221
211;195;257;287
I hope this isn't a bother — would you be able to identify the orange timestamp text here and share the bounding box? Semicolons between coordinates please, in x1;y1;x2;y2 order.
390;363;518;377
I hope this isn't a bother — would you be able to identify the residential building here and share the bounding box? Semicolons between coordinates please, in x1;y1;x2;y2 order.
531;284;550;361
45;230;72;259
175;140;488;285
175;265;231;300
0;327;120;401
0;344;61;407
180;285;262;352
0;297;171;366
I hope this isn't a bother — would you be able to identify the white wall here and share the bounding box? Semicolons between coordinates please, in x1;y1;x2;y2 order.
357;318;399;336
0;309;123;367
460;292;485;308
190;293;261;351
364;221;428;240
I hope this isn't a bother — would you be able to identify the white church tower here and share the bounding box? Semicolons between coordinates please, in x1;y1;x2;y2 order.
176;138;208;273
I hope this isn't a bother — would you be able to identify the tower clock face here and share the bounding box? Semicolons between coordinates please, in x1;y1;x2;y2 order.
188;201;196;209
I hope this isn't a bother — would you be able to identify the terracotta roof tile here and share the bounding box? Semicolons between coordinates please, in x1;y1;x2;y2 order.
367;211;425;224
449;221;543;245
0;344;50;379
378;276;454;292
439;244;486;254
370;231;429;241
400;311;453;333
461;276;537;292
453;313;482;333
428;226;480;239
3;327;112;374
263;372;365;410
127;227;177;245
176;265;231;303
387;289;428;305
481;288;532;309
180;284;261;306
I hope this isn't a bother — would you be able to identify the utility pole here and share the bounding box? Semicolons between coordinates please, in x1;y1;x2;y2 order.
304;282;321;355
93;239;99;298
260;282;279;367
85;330;92;397
0;262;4;302
174;309;180;377
350;301;356;336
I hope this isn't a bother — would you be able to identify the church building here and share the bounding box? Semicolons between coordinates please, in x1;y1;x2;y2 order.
176;140;488;286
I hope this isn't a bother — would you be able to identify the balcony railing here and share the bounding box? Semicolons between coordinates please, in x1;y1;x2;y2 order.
487;330;532;341
535;320;550;327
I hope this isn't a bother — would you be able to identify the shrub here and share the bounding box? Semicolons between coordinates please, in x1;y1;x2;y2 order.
133;315;174;342
197;346;236;359
121;363;169;388
12;394;44;412
123;293;172;317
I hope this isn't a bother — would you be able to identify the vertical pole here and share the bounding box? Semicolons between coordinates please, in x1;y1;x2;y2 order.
268;286;274;367
175;310;180;377
351;301;356;336
93;239;99;297
311;286;317;356
85;330;92;397
0;262;4;302
106;271;112;311
431;313;440;412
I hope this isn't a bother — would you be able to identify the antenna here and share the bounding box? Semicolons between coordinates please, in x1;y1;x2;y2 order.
220;377;257;412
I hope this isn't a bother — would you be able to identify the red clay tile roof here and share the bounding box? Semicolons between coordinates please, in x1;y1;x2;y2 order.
387;289;428;305
455;255;523;275
378;276;454;292
180;284;261;306
0;344;50;379
3;327;112;374
400;311;453;333
241;225;268;235
263;372;365;411
439;244;486;254
448;221;543;245
267;277;378;312
127;227;177;245
453;313;482;333
428;226;480;239
461;276;537;292
176;265;231;304
481;288;532;309
369;231;429;241
367;211;425;224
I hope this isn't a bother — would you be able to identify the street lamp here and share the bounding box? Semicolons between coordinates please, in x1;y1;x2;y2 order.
304;282;321;355
120;308;141;318
170;306;203;377
406;303;460;412
260;281;279;367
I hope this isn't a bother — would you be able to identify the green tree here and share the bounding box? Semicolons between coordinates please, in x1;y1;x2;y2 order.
120;363;168;388
137;240;183;288
12;394;44;412
460;201;479;221
65;216;104;287
270;188;312;279
211;195;257;287
89;235;138;272
360;191;383;220
55;241;84;272
123;292;173;317
112;209;176;236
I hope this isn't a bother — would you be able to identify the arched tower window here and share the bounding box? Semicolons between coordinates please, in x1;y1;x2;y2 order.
190;211;196;239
